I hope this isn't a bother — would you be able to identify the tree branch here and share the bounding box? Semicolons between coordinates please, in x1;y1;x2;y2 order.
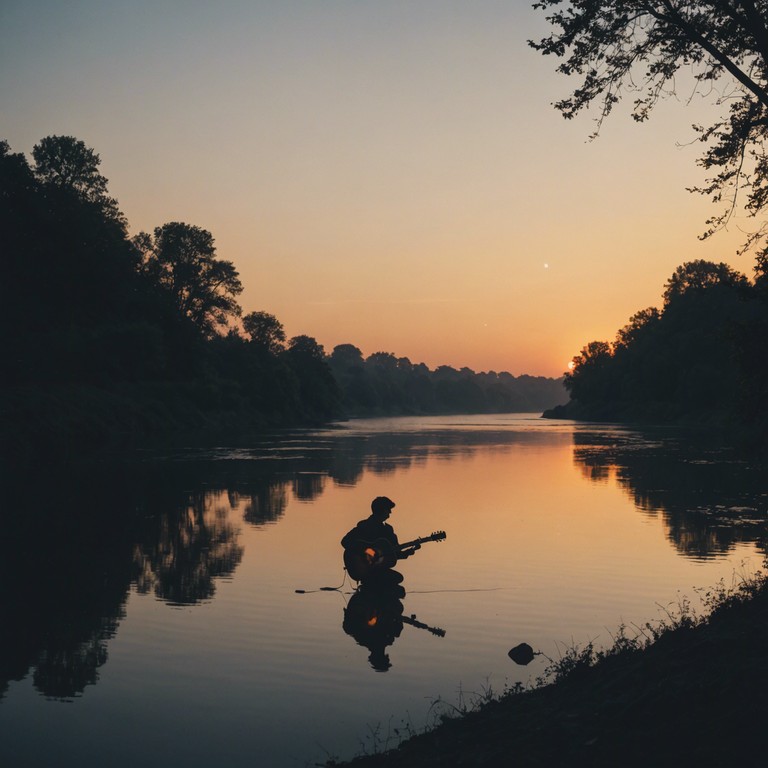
653;1;768;108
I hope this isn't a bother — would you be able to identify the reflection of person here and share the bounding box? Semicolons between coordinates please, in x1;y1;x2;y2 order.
342;583;405;672
341;497;420;585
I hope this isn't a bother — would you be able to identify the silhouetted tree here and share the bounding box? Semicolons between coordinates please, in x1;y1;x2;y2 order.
1;136;145;387
532;1;768;257
367;351;399;371
662;260;750;304
32;135;124;226
556;256;768;428
755;251;768;289
134;222;243;335
242;310;286;354
614;308;661;351
565;341;614;405
330;344;365;369
285;335;341;419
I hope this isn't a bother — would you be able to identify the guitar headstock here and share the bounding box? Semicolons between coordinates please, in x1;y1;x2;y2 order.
429;530;446;542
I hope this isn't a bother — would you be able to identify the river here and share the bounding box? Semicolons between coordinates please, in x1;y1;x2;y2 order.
1;414;766;767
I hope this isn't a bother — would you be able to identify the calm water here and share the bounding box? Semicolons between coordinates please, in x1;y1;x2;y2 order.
2;415;766;767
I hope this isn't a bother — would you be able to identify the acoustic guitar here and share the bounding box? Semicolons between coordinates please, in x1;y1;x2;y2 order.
343;530;446;581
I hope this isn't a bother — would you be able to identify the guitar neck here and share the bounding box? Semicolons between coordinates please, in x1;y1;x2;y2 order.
399;533;443;550
399;536;428;550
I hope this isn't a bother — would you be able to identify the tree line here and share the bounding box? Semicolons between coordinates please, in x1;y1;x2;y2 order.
0;136;564;457
547;257;768;445
328;346;564;416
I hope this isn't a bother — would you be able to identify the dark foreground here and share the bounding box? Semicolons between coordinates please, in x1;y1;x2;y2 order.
330;570;768;767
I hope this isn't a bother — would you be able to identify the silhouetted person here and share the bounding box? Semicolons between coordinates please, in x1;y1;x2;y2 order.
341;496;420;587
342;583;405;672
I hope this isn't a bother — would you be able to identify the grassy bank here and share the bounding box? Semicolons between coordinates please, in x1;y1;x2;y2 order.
329;564;768;767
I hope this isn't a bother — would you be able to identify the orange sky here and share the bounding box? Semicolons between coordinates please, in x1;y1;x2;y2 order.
1;1;756;376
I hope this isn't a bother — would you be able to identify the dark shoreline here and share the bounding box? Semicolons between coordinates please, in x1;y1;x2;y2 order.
542;401;768;457
328;564;768;767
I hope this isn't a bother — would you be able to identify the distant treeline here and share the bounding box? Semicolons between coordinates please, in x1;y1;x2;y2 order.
329;346;564;416
547;258;768;447
1;136;564;456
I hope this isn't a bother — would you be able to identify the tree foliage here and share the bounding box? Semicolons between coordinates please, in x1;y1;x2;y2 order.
32;135;125;227
558;257;767;433
615;307;661;350
33;135;109;197
134;222;243;335
242;311;286;354
531;1;768;257
328;347;566;416
662;258;750;303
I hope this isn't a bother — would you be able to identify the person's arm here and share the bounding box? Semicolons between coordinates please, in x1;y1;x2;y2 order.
397;542;421;559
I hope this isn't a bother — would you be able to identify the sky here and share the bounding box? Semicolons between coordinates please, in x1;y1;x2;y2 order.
0;0;757;377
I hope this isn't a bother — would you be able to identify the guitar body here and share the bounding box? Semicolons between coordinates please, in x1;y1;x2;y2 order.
343;530;446;582
343;539;398;582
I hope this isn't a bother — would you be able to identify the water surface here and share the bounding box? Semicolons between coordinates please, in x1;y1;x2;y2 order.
2;415;766;767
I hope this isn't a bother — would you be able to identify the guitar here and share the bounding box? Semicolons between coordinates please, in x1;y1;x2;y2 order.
343;530;446;581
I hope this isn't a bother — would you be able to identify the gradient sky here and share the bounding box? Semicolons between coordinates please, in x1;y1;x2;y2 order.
1;1;756;376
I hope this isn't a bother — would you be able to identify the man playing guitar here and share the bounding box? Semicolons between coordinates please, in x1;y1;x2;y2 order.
341;496;420;585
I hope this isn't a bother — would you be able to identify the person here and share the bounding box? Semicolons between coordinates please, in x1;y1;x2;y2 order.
341;497;420;585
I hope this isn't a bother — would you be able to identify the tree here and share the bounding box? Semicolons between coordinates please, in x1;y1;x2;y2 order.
134;222;243;334
330;344;364;369
32;135;124;226
565;340;614;403
1;137;144;386
366;351;399;371
615;307;661;349
662;259;749;304
755;250;768;287
285;335;341;418
287;334;326;360
242;311;286;354
531;1;768;257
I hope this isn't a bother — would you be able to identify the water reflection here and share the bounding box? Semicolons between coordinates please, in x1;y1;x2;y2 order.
1;467;245;700
342;581;446;672
0;493;133;701
2;419;766;703
133;492;243;605
238;483;288;526
572;430;768;559
343;581;406;672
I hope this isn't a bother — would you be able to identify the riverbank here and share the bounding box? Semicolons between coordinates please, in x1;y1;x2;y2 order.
329;564;768;767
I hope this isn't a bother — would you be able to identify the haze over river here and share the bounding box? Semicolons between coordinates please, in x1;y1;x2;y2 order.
2;415;766;767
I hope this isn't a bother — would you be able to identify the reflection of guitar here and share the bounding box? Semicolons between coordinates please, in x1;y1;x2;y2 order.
343;531;446;581
403;614;446;637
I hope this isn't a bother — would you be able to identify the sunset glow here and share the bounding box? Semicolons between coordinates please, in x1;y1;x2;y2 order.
1;0;754;376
